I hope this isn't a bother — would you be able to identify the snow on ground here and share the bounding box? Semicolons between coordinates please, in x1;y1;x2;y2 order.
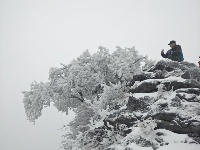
108;128;199;150
157;143;200;150
130;92;158;99
127;143;154;150
155;129;194;144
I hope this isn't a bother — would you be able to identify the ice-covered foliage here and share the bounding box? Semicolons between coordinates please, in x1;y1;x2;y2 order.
22;46;153;148
22;81;52;123
100;83;127;110
22;47;200;150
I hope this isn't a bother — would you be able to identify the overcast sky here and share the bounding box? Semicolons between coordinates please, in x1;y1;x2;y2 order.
0;0;199;150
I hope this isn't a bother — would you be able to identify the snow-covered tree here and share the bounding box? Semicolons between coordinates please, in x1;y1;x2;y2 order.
22;46;154;149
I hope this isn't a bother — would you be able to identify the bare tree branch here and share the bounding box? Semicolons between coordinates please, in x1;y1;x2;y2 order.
71;94;84;102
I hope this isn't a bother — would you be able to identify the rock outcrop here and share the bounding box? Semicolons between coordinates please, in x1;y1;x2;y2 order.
103;60;200;149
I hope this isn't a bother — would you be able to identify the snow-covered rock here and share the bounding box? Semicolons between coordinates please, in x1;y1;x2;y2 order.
99;60;200;150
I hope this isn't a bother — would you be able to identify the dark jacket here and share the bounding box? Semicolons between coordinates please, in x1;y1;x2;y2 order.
161;45;182;62
198;56;200;68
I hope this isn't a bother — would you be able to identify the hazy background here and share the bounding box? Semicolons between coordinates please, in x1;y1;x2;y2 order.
0;0;199;150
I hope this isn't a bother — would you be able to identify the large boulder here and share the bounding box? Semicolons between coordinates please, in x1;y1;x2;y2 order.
181;68;200;82
162;79;200;91
129;81;159;93
129;78;200;93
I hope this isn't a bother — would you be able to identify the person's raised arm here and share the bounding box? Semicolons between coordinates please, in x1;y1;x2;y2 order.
161;49;167;58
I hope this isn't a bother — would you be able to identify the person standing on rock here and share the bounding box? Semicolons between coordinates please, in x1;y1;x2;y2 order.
161;40;184;62
198;56;200;68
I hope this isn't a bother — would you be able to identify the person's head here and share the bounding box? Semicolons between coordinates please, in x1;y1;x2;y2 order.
168;40;176;48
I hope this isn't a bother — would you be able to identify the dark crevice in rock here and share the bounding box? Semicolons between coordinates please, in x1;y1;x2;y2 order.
148;64;174;72
176;88;200;95
103;116;138;135
129;82;160;93
151;113;177;122
162;79;200;91
127;96;152;112
176;93;198;102
129;74;149;86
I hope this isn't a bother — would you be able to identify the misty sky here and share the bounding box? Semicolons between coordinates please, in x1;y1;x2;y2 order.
0;0;199;150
